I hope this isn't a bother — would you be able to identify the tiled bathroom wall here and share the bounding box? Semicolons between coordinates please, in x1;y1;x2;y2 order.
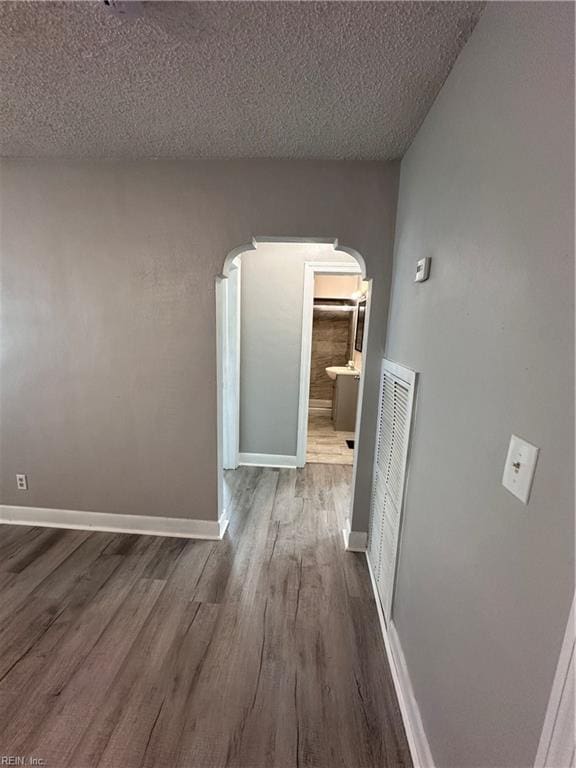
309;309;353;401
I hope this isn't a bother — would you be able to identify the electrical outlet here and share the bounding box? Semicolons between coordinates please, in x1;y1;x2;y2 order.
16;474;28;490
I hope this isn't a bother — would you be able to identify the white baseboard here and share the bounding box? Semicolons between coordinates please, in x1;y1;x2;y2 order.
365;554;435;768
0;504;227;540
238;452;298;469
342;522;367;552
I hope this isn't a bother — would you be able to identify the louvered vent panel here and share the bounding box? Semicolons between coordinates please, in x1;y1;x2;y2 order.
367;360;416;623
368;477;384;579
378;510;397;611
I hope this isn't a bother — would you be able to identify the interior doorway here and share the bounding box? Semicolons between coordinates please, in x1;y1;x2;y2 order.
216;238;371;529
298;263;368;467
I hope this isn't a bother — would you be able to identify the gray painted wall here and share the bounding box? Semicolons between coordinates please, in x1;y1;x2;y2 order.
386;3;574;766
0;159;399;524
239;243;356;457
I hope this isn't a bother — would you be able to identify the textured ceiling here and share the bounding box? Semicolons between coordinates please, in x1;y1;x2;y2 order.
0;0;485;159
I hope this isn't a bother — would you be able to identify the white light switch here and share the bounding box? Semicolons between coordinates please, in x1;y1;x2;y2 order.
502;435;539;504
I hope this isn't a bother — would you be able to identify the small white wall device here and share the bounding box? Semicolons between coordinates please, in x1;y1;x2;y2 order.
102;1;143;17
414;257;431;282
502;434;539;504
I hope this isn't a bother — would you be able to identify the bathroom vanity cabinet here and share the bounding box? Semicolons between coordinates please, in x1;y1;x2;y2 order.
332;373;359;432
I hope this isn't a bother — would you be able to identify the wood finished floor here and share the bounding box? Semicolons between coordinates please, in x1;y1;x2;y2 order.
0;465;411;768
306;409;355;465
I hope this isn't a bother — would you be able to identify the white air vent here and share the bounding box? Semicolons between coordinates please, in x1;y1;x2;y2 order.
368;359;416;622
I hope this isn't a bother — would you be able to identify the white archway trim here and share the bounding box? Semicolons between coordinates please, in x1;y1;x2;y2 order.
220;240;256;279
220;237;368;280
217;236;370;536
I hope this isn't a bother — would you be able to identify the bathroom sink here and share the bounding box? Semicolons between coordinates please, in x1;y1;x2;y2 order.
325;366;360;380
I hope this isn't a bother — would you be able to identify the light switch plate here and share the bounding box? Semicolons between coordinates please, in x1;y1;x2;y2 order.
502;435;539;504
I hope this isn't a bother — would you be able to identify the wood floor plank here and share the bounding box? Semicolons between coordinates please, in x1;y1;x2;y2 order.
191;540;231;603
23;578;166;765
0;529;91;623
0;535;166;752
0;549;126;742
0;527;60;572
70;592;199;767
0;466;412;768
0;532;117;678
140;602;220;768
270;468;297;522
0;525;44;562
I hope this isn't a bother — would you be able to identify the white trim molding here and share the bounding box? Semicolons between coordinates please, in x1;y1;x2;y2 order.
365;553;435;768
387;621;435;768
535;595;575;768
218;509;230;538
342;521;367;552
221;259;242;470
238;452;298;469
0;504;227;540
220;236;367;281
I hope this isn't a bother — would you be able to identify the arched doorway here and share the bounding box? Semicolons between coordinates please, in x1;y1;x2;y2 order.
216;237;371;542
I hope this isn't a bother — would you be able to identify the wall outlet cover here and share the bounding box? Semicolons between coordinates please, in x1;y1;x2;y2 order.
502;434;539;504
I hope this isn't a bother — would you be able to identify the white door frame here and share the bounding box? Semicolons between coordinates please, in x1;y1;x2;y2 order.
221;259;241;470
296;261;363;467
